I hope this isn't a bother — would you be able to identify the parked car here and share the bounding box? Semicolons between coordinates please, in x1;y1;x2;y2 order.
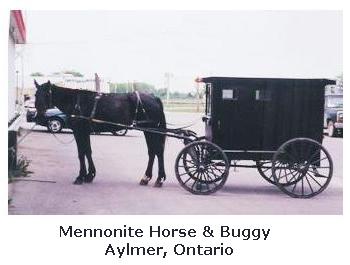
26;108;128;135
27;107;68;133
324;94;343;137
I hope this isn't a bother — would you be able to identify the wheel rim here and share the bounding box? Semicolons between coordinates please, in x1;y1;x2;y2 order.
256;161;275;184
272;138;333;198
175;141;229;195
257;161;300;186
49;120;62;133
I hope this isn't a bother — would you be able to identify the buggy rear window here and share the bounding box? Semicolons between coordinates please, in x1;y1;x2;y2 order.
222;88;238;100
255;89;272;101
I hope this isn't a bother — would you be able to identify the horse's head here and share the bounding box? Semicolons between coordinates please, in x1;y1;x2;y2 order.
34;80;52;116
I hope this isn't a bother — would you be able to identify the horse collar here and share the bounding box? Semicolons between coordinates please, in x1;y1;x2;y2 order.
132;91;150;126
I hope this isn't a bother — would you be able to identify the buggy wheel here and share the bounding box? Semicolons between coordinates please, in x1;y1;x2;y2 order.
256;161;276;185
175;141;229;195
257;161;300;186
272;138;333;198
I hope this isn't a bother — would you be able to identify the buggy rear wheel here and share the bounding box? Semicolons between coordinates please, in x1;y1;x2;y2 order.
175;141;229;195
272;138;333;198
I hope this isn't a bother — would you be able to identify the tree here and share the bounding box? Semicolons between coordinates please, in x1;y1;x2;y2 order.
63;70;84;77
109;82;156;94
30;72;44;77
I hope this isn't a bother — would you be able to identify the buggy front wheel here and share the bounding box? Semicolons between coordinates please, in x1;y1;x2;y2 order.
175;141;230;195
256;161;276;185
272;138;333;198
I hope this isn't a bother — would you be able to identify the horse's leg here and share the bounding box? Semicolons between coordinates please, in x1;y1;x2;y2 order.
73;129;87;185
85;134;96;183
154;135;166;188
140;132;155;185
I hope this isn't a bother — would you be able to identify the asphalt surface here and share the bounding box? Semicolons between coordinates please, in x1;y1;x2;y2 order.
9;112;343;214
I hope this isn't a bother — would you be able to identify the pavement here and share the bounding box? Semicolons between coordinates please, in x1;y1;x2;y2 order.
9;112;343;214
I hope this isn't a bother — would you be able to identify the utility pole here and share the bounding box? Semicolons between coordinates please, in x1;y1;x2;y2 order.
164;72;173;105
196;79;200;112
94;73;101;92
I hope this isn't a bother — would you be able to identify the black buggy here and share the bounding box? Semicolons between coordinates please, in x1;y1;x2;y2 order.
175;77;336;198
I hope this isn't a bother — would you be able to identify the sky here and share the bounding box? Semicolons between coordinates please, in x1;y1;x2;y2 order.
23;10;342;92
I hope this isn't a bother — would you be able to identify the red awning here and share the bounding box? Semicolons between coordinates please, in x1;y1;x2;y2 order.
10;10;26;44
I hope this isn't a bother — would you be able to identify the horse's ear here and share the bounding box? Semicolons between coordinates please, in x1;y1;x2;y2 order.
34;79;39;88
47;80;51;85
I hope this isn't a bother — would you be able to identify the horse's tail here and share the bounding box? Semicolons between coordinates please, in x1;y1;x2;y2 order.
156;97;166;130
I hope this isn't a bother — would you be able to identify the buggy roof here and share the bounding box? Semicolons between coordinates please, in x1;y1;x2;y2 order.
198;76;335;83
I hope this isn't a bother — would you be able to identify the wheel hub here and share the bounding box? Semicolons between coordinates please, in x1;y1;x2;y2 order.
198;165;205;173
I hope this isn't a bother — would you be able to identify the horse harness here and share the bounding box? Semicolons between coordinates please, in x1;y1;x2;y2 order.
73;90;151;127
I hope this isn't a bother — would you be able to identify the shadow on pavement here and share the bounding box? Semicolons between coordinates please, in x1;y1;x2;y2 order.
221;184;282;196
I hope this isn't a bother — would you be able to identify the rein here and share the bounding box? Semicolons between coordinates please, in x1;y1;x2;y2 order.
70;115;198;142
165;118;201;130
50;131;76;145
46;85;199;142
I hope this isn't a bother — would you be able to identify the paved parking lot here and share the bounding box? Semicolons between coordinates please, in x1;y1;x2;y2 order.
9;112;343;214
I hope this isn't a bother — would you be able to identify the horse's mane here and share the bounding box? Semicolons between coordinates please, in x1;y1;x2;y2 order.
50;83;155;99
51;84;102;96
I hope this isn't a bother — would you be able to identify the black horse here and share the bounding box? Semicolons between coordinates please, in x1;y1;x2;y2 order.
34;80;167;186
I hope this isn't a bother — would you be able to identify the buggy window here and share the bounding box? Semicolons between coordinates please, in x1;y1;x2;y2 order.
222;88;239;100
205;83;212;115
255;89;272;101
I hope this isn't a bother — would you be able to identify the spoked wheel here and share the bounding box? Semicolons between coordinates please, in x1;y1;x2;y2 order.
257;161;300;186
175;141;230;195
256;161;275;185
272;138;333;198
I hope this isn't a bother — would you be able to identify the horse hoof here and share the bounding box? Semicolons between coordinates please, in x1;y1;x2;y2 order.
73;178;84;185
154;181;163;188
84;173;95;183
84;178;93;183
139;175;151;186
139;179;149;186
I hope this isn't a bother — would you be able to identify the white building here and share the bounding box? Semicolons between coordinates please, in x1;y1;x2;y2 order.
8;10;26;170
8;10;26;123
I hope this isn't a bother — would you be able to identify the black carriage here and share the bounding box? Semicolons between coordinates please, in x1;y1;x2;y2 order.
175;77;336;198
